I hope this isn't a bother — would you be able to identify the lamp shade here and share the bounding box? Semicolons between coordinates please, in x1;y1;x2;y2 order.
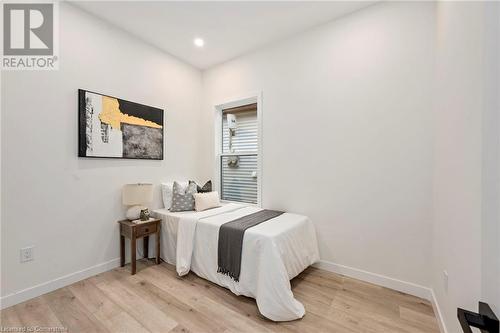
122;184;153;205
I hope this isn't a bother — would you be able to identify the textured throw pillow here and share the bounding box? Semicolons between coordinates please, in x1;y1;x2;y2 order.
193;191;221;211
189;180;212;193
170;181;197;212
161;181;188;209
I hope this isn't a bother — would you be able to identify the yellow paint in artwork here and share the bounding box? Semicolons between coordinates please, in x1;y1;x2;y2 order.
99;97;122;129
99;96;162;129
121;113;162;129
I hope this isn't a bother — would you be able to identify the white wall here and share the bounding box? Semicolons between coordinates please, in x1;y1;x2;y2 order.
1;3;202;302
201;2;435;287
481;1;500;319
432;2;500;332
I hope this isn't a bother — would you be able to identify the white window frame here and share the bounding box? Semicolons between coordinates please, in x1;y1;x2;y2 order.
213;92;263;207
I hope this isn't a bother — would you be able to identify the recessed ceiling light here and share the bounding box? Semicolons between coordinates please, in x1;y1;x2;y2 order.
194;38;204;47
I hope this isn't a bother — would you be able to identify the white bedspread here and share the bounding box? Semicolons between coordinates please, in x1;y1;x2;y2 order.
153;203;320;321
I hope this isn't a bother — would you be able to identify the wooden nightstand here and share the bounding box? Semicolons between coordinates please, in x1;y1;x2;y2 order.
118;218;161;274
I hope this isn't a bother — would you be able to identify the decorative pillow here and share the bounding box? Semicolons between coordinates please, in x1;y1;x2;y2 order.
189;180;212;193
161;181;188;209
170;181;197;212
193;191;221;211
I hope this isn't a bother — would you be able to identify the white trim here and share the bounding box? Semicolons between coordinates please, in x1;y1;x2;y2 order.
213;91;263;207
0;256;448;333
220;199;258;207
0;258;120;310
313;259;432;300
220;152;258;157
214;105;222;197
430;289;449;333
256;92;263;207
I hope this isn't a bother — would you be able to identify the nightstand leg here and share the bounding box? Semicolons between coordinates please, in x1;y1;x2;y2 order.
156;225;161;264
131;234;137;275
143;236;149;259
120;235;125;267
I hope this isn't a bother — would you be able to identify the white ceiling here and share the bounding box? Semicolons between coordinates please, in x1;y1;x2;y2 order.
73;1;376;70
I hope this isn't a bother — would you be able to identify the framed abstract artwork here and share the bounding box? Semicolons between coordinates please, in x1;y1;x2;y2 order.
78;89;164;160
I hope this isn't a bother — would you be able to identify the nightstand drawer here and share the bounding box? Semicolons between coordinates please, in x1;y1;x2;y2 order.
136;223;157;237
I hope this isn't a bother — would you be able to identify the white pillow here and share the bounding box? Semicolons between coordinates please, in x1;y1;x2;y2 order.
193;191;221;212
161;181;188;209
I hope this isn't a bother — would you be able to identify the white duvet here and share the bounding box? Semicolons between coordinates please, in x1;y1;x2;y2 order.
153;203;320;321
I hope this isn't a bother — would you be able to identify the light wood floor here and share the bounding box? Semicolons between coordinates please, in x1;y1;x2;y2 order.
1;260;440;333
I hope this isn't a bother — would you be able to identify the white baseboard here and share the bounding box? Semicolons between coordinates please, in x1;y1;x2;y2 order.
313;260;432;300
430;288;449;333
0;258;120;310
314;260;448;333
1;257;448;333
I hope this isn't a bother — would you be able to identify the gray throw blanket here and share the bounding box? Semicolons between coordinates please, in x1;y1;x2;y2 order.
217;209;284;282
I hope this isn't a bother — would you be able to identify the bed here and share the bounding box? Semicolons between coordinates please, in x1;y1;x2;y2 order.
153;203;320;321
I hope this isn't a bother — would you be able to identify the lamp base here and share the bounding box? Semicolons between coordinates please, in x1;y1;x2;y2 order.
126;205;146;221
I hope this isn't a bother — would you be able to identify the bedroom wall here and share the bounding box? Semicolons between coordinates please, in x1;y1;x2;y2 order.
201;2;435;288
0;3;202;305
480;1;500;318
432;2;500;332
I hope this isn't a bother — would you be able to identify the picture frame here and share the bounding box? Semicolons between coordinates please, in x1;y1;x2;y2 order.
78;89;164;160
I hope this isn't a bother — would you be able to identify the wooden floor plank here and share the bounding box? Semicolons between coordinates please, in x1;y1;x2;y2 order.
69;279;149;333
43;287;108;333
96;275;178;333
138;265;276;333
124;274;227;333
0;261;441;333
0;305;24;328
399;306;440;333
12;296;63;328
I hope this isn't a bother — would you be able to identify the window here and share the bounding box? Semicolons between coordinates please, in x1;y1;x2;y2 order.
220;103;259;204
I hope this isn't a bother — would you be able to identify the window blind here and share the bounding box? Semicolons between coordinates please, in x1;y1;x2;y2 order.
221;107;258;204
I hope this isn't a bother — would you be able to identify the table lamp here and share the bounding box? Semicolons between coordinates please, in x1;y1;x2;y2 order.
122;183;153;221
